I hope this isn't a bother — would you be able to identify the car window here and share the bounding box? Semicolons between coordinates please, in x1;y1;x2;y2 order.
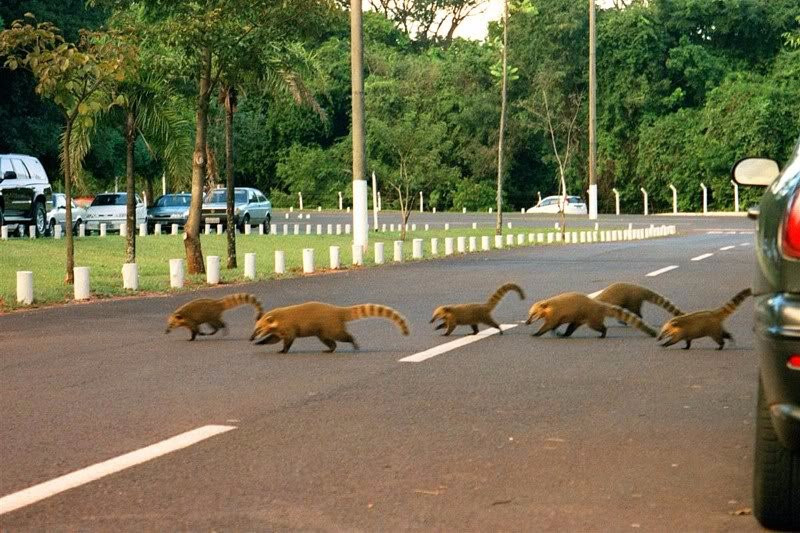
91;194;127;206
568;196;582;203
0;158;12;175
257;193;267;203
11;159;30;179
539;198;553;207
27;159;46;181
205;190;248;203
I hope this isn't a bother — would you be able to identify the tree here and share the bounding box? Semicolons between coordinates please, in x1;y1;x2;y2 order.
367;0;489;44
0;17;131;283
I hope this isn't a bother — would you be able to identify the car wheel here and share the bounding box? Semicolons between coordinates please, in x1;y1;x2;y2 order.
49;219;57;236
0;206;4;228
265;213;271;234
753;377;800;529
239;213;250;234
33;201;47;237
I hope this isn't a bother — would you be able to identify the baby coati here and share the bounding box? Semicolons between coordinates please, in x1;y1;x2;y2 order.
250;302;409;353
430;283;525;336
594;282;683;318
526;292;657;338
657;288;752;350
165;293;263;341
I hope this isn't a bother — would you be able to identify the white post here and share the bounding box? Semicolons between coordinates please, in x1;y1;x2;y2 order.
217;224;224;235
431;237;439;255
424;223;429;231
16;271;33;305
244;253;256;280
612;188;620;216
516;234;524;245
463;207;467;213
374;242;385;264
495;235;503;249
172;223;179;235
330;245;341;268
432;207;436;213
153;223;161;235
170;258;184;288
293;223;299;235
74;266;91;300
507;221;512;229
469;236;477;251
139;223;146;236
506;234;514;246
53;224;62;239
419;191;424;212
99;223;107;237
122;263;139;290
351;243;363;265
413;238;423;259
270;223;277;234
640;188;648;216
537;191;542;204
336;224;342;235
445;237;454;256
393;240;403;262
731;180;739;213
457;236;466;253
701;182;708;215
472;222;477;229
1;226;8;240
298;192;303;211
274;250;286;274
589;183;598;220
79;224;86;238
669;184;678;214
338;191;343;211
345;223;351;234
305;224;311;235
206;256;220;285
327;223;333;235
444;223;450;231
372;171;379;231
303;248;315;273
354;179;368;250
316;224;322;234
481;236;490;251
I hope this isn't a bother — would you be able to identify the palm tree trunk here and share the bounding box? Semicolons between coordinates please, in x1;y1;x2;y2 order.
224;85;236;269
63;117;75;284
495;0;509;236
183;46;211;274
125;109;136;264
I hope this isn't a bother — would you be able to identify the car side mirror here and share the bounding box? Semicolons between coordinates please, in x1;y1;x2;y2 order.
2;170;17;182
732;157;780;187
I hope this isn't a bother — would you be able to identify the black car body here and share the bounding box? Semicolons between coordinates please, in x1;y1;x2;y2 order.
147;193;191;232
733;139;800;529
0;154;53;236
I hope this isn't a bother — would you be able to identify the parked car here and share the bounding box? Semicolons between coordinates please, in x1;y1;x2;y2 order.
732;140;800;530
0;154;53;236
84;193;147;234
47;193;87;235
526;195;588;215
147;193;191;233
201;187;271;233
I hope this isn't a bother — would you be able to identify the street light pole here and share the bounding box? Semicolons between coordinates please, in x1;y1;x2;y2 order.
351;0;368;250
588;0;598;220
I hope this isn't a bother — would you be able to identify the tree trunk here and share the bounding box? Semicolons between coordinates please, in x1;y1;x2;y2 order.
63;118;75;284
224;85;236;269
125;109;136;264
495;0;509;235
183;46;211;274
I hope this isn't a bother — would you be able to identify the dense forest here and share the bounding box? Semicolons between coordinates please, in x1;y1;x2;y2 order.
1;0;799;213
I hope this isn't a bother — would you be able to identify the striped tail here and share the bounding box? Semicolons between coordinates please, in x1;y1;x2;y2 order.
602;303;657;337
714;288;752;319
641;288;684;316
221;293;264;319
346;304;410;335
486;283;526;310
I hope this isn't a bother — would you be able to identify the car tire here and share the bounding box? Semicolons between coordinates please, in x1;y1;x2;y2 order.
0;206;4;228
239;213;250;234
753;377;800;529
33;201;47;237
49;218;57;237
265;213;271;234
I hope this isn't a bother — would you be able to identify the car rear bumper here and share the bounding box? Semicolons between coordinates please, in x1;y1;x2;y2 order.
755;293;800;450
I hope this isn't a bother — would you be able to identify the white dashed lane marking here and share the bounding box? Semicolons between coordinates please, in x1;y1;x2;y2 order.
740;242;751;247
646;265;679;277
719;245;735;251
691;253;714;261
399;324;518;363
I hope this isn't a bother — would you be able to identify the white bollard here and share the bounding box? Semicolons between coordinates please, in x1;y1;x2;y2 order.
669;183;678;214
516;234;524;245
29;225;36;239
244;253;256;280
139;223;147;237
316;224;322;235
305;224;311;235
169;258;184;288
572;232;578;243
16;271;33;305
481;236;490;251
171;223;179;236
495;235;503;249
351;244;363;265
556;232;562;242
245;224;252;235
489;207;493;213
1;225;8;240
390;223;395;232
205;223;211;235
613;188;620;216
294;224;300;235
374;242;385;264
347;206;350;213
150;223;160;235
472;222;477;229
521;208;525;214
318;206;322;212
547;233;555;244
283;224;288;235
303;248;314;273
54;224;62;239
338;191;343;210
640;187;648;216
330;246;341;269
393;240;403;262
259;224;264;236
79;224;86;238
462;207;467;213
217;223;223;235
413;238;423;259
120;222;127;237
701;182;708;215
528;233;535;243
327;224;333;235
206;256;220;285
99;224;107;237
345;224;351;235
457;236;466;253
537;233;544;243
469;236;477;252
270;223;277;234
580;231;586;243
411;224;417;231
445;237;454;256
506;234;514;246
444;223;450;231
74;267;91;300
424;224;430;231
432;207;436;213
507;222;512;229
431;237;439;255
732;180;740;213
274;250;286;274
122;262;138;290
336;224;342;235
382;223;387;232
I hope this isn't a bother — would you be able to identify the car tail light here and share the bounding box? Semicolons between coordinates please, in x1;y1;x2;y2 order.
788;355;800;370
782;192;800;258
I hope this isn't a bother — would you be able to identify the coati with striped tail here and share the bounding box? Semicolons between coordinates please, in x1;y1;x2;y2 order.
526;292;658;338
250;302;409;353
594;282;683;318
430;283;525;336
658;288;752;350
165;293;263;341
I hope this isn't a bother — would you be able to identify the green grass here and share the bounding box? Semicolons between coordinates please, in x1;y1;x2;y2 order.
0;225;577;311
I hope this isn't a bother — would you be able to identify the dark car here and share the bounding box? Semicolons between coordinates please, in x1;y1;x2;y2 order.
147;193;191;232
732;139;800;529
201;187;271;233
0;154;53;236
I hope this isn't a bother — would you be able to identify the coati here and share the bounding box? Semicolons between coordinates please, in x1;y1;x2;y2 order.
430;283;525;336
657;288;752;350
594;282;683;318
526;292;657;338
165;293;263;341
250;302;409;353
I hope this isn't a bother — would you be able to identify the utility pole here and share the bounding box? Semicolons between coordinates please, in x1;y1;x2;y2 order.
588;0;598;220
351;0;368;250
495;0;509;235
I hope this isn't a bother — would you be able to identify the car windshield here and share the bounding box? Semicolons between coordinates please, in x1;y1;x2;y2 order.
91;194;127;207
156;195;191;207
205;190;248;204
567;196;582;203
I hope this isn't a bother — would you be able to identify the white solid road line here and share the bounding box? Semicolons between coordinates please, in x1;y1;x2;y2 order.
719;245;735;251
399;324;518;363
646;265;679;277
691;253;714;261
0;424;236;516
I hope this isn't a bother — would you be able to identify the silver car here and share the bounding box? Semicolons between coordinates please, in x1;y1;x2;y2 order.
201;187;272;233
84;193;147;234
47;193;87;235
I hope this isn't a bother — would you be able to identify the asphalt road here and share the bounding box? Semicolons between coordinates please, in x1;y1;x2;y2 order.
0;215;764;530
